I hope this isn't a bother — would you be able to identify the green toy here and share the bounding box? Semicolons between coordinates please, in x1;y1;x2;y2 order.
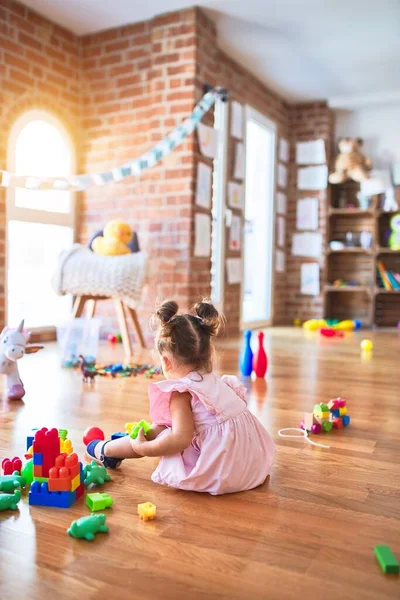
86;492;113;511
84;461;111;486
0;490;21;511
129;419;152;439
21;459;34;485
0;472;26;493
67;513;109;541
388;214;400;250
374;545;399;574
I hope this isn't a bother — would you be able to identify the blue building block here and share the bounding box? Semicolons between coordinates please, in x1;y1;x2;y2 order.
33;453;43;466
330;409;340;418
27;436;34;451
29;481;76;508
342;415;350;426
111;431;128;441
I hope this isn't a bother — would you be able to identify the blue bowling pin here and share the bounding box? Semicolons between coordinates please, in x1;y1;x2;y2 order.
239;330;253;376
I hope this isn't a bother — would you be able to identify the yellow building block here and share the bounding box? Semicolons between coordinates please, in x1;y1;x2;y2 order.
60;439;73;455
71;473;80;492
339;407;347;416
138;502;156;522
125;422;138;435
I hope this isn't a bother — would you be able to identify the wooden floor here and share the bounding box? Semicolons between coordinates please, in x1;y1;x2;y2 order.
0;328;399;600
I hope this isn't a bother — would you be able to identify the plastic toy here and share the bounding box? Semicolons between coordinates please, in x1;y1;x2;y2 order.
388;214;400;250
91;219;133;256
302;319;327;331
67;513;109;541
0;320;43;400
293;318;302;326
88;363;160;379
320;328;344;338
300;398;350;435
29;481;76;508
239;330;253;377
0;489;21;511
126;420;152;439
0;471;26;493
2;456;22;475
361;339;373;351
79;355;97;384
333;320;355;332
253;331;268;378
84;461;111;486
374;545;399;574
86;492;113;511
107;334;118;344
111;432;127;441
83;426;105;446
138;502;156;521
21;458;34;485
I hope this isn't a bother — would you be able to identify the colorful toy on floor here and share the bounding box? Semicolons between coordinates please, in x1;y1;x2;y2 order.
86;492;113;511
67;513;109;540
91;363;161;379
253;331;268;378
303;318;362;333
126;419;152;439
138;502;156;522
84;461;111;486
91;220;133;256
21;458;34;485
0;489;21;511
79;355;98;384
107;334;118;345
28;427;84;508
302;319;327;331
300;398;350;434
2;456;22;475
239;330;253;377
0;472;26;493
361;339;373;351
374;545;399;575
83;426;105;446
320;328;344;338
0;320;43;400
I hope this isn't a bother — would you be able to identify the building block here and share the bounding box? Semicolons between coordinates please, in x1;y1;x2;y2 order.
138;502;156;521
58;428;68;440
75;483;84;500
67;514;109;540
333;417;343;429
48;464;72;492
2;457;22;475
71;474;80;492
86;492;113;511
339;406;348;416
111;431;128;441
33;476;49;483
33;465;43;478
337;398;346;407
26;435;34;451
126;420;152;439
33;428;60;477
29;481;76;508
330;408;340;418
374;545;399;574
342;415;350;426
33;453;43;466
322;421;333;433
60;438;73;455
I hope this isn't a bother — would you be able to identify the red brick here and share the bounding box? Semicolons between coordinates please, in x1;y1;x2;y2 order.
9;13;35;34
9;68;33;87
3;79;25;94
99;54;122;66
153;52;179;65
116;74;142;88
19;32;42;51
26;49;49;67
105;40;130;53
2;38;21;54
4;52;30;71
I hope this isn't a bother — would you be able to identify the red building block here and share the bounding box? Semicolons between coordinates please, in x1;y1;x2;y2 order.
48;465;72;492
2;457;22;475
33;428;60;477
75;483;84;500
65;453;80;478
333;417;343;429
33;465;43;477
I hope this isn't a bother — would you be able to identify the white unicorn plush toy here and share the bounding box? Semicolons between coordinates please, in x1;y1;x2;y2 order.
0;320;43;400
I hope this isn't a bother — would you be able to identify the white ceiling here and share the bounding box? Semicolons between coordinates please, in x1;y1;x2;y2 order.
20;0;400;106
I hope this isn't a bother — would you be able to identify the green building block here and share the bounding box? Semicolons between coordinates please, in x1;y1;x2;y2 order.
67;513;109;541
374;545;399;574
0;472;26;493
86;492;113;511
129;419;152;439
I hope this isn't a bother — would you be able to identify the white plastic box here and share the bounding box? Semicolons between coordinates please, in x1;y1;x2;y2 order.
56;318;101;367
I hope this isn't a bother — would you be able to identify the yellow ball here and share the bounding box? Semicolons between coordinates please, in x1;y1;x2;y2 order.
293;318;301;326
361;339;373;351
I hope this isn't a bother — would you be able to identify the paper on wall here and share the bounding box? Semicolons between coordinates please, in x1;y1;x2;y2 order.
277;216;286;247
360;169;392;195
296;197;319;230
296;139;326;164
297;165;328;190
194;213;211;257
275;249;285;273
392;164;400;186
195;162;212;209
277;163;288;188
279;138;289;163
292;232;322;258
301;263;320;295
230;101;243;139
229;214;241;251
228;181;244;209
226;257;242;284
197;122;218;159
234;142;245;179
276;191;287;215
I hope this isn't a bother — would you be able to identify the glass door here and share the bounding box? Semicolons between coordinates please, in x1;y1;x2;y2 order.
241;107;276;328
6;110;76;331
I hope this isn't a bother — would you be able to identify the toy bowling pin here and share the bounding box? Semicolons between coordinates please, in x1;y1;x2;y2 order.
253;331;268;378
239;330;253;377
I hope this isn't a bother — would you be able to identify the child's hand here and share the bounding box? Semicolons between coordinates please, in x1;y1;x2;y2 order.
130;428;148;456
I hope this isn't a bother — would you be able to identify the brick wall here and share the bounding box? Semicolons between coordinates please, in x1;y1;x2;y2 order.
286;102;334;321
0;0;82;325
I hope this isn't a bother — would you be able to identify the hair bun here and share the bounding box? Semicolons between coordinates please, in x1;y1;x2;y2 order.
156;300;179;324
193;299;223;336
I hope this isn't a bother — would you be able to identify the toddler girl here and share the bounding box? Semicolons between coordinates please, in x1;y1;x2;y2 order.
86;300;276;495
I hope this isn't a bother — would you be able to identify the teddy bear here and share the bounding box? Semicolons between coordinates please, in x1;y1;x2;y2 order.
91;220;133;256
329;137;372;184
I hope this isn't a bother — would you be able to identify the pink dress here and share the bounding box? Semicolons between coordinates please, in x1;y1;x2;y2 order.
149;372;276;495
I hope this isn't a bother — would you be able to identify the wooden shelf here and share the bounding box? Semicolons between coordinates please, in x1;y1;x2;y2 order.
325;285;370;293
375;288;400;294
328;208;375;217
327;248;373;255
376;247;400;254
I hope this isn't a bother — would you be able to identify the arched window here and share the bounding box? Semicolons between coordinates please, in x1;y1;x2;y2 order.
7;110;76;330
